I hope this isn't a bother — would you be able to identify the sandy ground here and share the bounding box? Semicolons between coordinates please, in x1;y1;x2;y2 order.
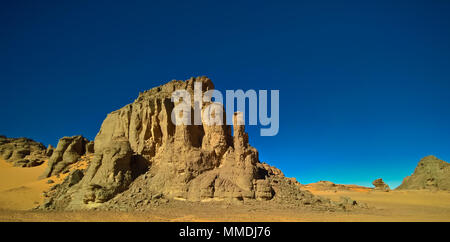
0;159;66;210
0;158;449;222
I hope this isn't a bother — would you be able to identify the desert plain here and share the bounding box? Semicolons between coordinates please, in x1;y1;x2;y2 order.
1;157;449;222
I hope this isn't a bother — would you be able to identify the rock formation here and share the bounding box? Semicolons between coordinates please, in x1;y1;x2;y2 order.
372;178;390;191
0;135;48;167
45;145;54;157
40;135;92;178
396;155;450;191
41;77;355;211
85;141;95;154
302;181;372;192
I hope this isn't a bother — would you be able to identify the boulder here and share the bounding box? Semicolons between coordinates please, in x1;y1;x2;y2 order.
372;178;390;191
67;169;84;187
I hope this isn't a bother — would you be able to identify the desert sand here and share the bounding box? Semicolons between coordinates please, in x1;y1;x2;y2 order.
1;158;449;222
0;158;66;211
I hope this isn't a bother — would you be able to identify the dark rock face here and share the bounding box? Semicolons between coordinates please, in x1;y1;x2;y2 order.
45;145;54;157
85;141;95;154
396;155;450;191
0;136;48;167
40;136;91;178
372;178;390;191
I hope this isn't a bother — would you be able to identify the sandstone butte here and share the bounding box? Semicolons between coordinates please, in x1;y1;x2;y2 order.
37;76;352;211
3;77;449;212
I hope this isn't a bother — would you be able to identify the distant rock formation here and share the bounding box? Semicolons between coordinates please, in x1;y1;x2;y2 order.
372;178;390;191
0;135;48;167
40;77;357;211
302;181;372;192
396;155;450;191
40;135;92;178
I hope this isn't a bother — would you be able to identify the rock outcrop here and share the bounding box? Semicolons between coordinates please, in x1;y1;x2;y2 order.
396;155;450;191
302;181;372;192
45;145;54;157
0;135;48;167
372;178;390;191
41;77;354;211
40;135;92;178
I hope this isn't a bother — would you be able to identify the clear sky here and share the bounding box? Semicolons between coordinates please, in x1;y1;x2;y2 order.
1;0;449;188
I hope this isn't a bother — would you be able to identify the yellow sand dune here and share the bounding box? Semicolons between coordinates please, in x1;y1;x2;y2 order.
0;159;63;210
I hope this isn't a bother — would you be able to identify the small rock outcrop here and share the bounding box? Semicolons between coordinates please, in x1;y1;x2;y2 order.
40;135;92;178
396;155;450;191
43;139;137;209
85;141;95;154
0;135;48;167
372;178;390;191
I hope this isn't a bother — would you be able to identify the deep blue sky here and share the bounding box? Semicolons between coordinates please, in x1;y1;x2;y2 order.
1;0;449;188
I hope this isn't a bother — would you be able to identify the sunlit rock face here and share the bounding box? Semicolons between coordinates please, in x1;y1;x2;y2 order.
0;136;48;167
40;135;91;178
43;77;282;210
397;155;450;191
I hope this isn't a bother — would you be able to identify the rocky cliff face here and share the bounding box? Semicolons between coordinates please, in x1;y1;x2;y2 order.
0;136;48;167
41;77;350;211
396;155;450;191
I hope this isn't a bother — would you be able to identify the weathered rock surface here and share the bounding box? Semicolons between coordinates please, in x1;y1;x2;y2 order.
396;155;450;191
40;135;91;178
0;135;48;167
372;178;390;191
41;77;358;211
